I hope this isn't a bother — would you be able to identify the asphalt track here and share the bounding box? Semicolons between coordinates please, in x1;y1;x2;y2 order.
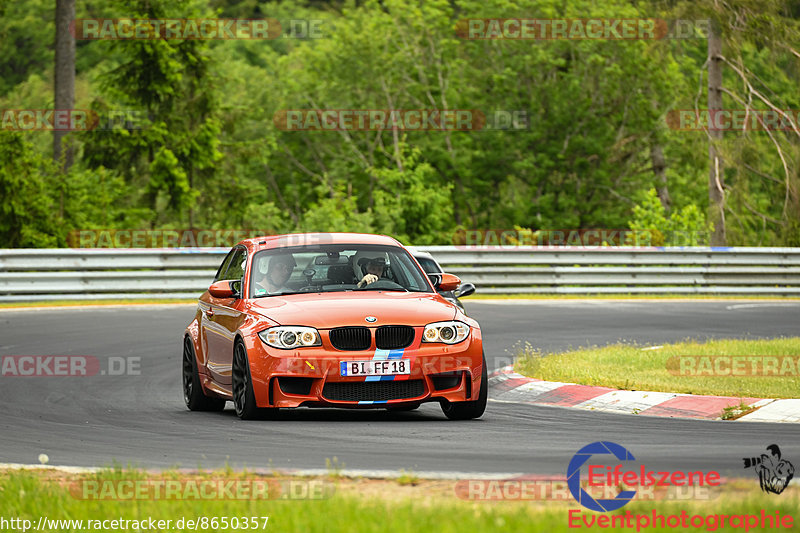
0;300;799;478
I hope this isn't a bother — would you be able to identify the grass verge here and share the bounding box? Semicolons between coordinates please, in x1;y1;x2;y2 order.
514;338;800;399
0;468;797;533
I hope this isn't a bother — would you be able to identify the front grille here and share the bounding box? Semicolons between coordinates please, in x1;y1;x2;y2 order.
375;325;414;349
322;380;425;402
329;327;371;351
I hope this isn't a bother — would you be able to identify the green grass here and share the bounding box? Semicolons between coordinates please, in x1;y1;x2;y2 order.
515;338;800;399
396;469;420;486
720;401;757;420
1;469;798;533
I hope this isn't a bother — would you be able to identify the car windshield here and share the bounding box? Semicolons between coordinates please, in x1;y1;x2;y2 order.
250;244;433;298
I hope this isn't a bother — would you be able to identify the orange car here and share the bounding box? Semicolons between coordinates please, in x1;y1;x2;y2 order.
183;233;487;420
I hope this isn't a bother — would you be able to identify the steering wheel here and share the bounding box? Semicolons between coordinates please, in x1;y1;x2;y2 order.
357;279;405;290
298;285;320;292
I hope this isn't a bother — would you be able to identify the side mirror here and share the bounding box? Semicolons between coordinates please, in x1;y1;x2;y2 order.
208;280;238;299
437;273;461;292
454;282;476;298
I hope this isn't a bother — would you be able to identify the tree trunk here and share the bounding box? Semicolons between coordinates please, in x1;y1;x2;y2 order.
707;21;726;245
651;142;670;212
54;0;76;172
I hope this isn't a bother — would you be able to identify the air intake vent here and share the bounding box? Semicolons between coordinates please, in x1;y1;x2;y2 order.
322;380;425;402
277;377;314;396
375;326;414;349
329;327;371;351
431;372;462;391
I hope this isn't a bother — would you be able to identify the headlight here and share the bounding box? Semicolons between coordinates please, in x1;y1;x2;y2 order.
422;321;470;344
258;326;321;349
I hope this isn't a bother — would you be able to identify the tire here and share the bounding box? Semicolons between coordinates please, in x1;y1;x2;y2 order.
232;340;277;420
183;336;226;412
441;354;488;420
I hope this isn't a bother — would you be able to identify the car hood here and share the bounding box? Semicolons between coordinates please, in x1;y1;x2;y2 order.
248;291;456;328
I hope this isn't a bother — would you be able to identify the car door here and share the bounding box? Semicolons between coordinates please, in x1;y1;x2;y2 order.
205;246;247;385
198;248;234;366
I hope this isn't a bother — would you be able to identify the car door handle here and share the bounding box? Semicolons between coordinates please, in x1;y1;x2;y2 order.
205;308;214;317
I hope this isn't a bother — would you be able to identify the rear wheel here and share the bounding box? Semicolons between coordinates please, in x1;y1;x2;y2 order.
182;337;225;412
232;340;277;420
441;354;488;420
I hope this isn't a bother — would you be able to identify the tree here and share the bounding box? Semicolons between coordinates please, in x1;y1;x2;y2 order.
0;133;58;247
53;0;75;172
707;20;726;245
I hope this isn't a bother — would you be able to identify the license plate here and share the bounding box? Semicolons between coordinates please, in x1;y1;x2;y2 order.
340;359;410;377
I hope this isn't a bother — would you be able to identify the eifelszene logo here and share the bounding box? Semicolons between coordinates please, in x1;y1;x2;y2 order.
568;441;637;512
567;441;721;512
743;445;795;494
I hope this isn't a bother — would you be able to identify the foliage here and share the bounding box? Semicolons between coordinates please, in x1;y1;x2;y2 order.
0;132;58;247
629;189;712;246
0;131;133;246
0;0;53;96
1;0;800;246
81;0;222;226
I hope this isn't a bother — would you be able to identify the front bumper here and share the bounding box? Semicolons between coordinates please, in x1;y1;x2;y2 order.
242;326;483;408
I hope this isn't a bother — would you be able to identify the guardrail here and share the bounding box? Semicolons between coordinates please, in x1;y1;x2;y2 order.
1;247;799;301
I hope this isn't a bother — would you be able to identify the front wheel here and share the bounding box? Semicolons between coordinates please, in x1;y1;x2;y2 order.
182;337;225;412
232;340;277;420
441;354;488;420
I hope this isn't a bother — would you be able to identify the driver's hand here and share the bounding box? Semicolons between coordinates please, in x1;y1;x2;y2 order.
357;274;378;288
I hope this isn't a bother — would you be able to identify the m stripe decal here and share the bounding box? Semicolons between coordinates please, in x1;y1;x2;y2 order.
365;348;390;382
364;348;406;382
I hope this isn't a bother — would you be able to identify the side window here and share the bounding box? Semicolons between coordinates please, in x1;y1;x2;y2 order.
221;247;247;281
214;250;236;282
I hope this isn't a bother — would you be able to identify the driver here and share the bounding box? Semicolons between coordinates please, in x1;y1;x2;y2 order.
357;257;388;288
254;254;295;295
